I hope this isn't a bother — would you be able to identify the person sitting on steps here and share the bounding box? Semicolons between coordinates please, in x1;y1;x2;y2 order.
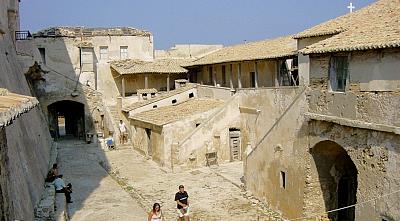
54;175;73;203
45;163;59;183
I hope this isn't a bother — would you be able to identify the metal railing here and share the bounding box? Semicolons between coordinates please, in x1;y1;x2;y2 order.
15;31;32;40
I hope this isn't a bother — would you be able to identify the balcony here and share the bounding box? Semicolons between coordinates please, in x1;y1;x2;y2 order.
15;31;32;40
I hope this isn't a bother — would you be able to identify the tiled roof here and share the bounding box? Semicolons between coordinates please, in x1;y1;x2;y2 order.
33;27;151;37
0;89;39;127
130;98;223;126
297;0;400;54
110;59;189;75
122;84;196;112
137;88;158;94
185;36;297;66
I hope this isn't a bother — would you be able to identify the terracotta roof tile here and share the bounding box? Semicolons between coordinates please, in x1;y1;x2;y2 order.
33;26;151;37
110;59;189;75
130;98;223;126
297;0;400;54
0;89;39;127
185;36;297;66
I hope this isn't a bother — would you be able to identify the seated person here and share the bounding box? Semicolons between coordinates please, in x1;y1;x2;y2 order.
105;134;115;150
54;175;73;203
45;163;59;183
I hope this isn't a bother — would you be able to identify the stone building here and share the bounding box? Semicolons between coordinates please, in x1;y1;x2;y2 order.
110;58;189;98
244;0;400;220
16;26;154;138
185;35;298;88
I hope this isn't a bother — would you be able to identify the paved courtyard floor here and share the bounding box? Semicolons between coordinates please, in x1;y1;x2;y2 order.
56;139;285;221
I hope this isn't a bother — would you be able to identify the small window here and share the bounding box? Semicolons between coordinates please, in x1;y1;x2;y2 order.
172;99;177;104
151;93;156;98
120;46;128;59
142;93;148;100
38;48;46;64
189;92;194;98
280;171;286;189
100;46;108;60
329;56;349;92
195;123;201;127
153;105;157;108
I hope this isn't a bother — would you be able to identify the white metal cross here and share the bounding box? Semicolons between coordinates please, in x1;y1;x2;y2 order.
347;2;355;13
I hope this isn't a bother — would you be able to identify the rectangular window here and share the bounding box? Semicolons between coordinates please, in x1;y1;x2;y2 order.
80;47;94;72
120;46;128;59
208;66;213;85
329;56;348;92
38;48;46;64
99;46;108;60
250;72;256;88
221;65;226;86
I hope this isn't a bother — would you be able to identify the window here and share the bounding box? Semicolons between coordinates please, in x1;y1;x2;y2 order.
329;56;348;92
250;72;256;88
142;93;148;100
189;92;194;98
222;65;226;86
38;48;46;64
80;48;94;72
153;105;157;108
99;46;108;60
280;171;286;189
208;67;214;85
172;99;177;104
195;123;201;127
120;46;128;59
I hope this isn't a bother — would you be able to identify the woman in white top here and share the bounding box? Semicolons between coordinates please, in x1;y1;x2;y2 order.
148;203;164;221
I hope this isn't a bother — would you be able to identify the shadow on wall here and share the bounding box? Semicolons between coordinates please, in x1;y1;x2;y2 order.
310;140;357;221
25;37;113;219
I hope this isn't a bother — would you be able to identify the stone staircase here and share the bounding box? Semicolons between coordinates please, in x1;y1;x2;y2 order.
107;105;131;145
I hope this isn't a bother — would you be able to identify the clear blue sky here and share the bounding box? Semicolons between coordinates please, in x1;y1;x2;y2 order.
20;0;375;49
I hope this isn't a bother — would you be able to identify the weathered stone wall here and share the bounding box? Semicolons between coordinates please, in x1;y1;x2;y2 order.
306;121;400;221
176;95;241;167
196;84;233;101
0;1;53;219
242;87;308;219
309;48;400;92
163;108;220;168
0;128;12;220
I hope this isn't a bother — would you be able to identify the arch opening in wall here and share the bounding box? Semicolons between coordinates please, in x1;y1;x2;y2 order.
310;140;358;221
47;100;85;139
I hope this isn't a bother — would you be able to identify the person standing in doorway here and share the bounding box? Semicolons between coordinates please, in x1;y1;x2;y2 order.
175;185;190;221
118;120;127;144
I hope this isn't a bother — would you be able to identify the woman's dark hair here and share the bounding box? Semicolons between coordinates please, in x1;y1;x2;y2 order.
152;203;161;212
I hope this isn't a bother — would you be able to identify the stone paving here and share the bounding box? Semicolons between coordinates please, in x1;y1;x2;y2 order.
56;139;146;221
103;147;286;221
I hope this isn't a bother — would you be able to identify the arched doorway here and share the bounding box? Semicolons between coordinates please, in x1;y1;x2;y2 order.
47;100;85;139
311;140;358;221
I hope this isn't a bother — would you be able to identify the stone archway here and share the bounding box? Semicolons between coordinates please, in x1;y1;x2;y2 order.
310;140;358;221
47;100;85;139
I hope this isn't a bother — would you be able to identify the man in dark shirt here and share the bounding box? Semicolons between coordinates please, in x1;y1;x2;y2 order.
175;185;190;221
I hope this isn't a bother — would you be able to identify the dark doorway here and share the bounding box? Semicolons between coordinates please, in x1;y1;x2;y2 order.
311;140;358;221
48;100;85;139
145;128;152;156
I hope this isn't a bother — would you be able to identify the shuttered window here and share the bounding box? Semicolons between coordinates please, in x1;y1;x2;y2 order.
120;46;128;59
81;48;94;72
329;56;349;92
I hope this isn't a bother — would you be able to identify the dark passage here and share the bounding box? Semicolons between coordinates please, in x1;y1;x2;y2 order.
48;100;85;139
311;140;358;221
